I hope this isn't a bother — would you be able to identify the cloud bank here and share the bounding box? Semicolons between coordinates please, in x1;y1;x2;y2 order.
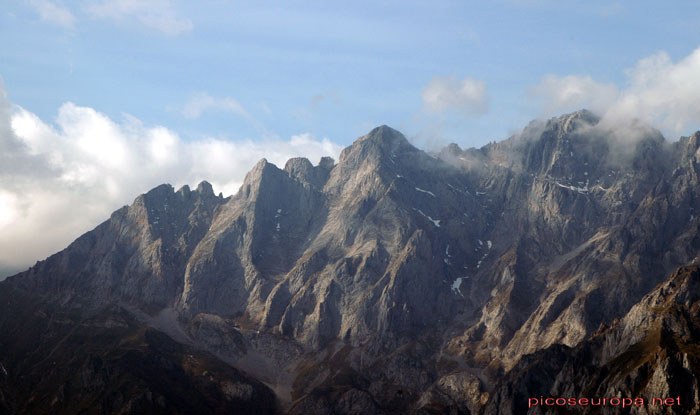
422;75;488;116
0;81;342;276
532;45;700;136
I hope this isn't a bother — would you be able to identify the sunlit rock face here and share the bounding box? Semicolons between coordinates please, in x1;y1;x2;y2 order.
3;114;700;414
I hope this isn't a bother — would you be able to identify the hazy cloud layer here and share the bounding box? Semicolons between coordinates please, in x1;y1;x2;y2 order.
86;0;193;35
26;0;192;35
0;82;342;275
27;0;76;28
182;92;250;120
422;76;488;116
533;45;700;136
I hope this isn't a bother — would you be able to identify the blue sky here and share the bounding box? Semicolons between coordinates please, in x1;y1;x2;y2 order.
1;0;700;275
3;1;700;148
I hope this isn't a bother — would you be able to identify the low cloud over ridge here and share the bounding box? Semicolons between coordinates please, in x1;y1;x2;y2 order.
532;45;700;136
0;80;342;276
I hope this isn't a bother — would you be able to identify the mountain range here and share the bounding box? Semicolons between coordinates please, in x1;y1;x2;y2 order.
1;110;699;414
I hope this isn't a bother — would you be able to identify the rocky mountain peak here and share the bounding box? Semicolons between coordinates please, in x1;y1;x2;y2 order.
237;158;285;197
452;109;607;176
318;156;335;169
677;130;700;163
445;142;462;155
250;157;272;175
176;184;190;196
131;183;176;214
361;124;409;145
283;157;334;188
324;125;423;197
337;125;415;166
691;130;700;146
284;157;314;183
141;183;174;201
175;182;222;203
284;157;313;175
549;108;600;135
195;180;214;196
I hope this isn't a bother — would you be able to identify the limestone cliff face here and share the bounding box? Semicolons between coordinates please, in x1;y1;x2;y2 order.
2;115;700;414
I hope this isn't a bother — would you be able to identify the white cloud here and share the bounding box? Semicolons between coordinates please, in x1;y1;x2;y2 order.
531;74;618;115
27;0;76;29
422;75;488;116
532;45;700;136
86;0;192;35
0;83;342;274
182;92;250;120
609;48;700;134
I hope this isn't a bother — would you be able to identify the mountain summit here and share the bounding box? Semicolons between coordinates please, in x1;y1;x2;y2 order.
2;113;700;414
